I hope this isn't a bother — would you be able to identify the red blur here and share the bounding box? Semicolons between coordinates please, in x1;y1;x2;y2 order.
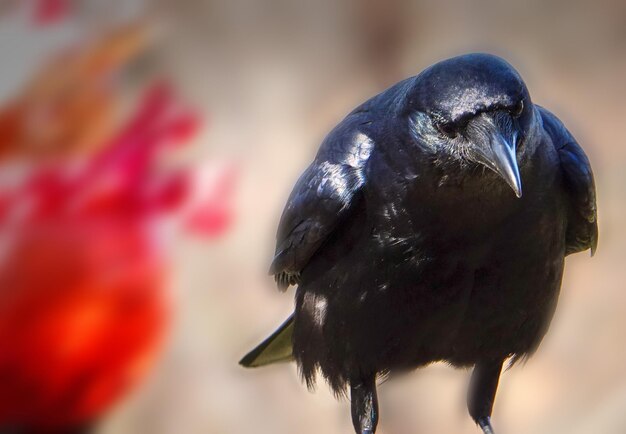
0;19;234;431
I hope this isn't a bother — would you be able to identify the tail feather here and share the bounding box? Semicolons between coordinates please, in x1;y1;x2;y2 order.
239;314;294;368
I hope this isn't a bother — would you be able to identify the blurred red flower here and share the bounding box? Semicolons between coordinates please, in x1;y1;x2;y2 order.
0;79;234;431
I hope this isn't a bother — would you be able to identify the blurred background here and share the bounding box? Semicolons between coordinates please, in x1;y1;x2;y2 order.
0;0;624;433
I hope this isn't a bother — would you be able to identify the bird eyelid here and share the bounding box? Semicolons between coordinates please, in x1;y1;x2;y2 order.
512;99;524;118
435;121;458;139
428;111;457;139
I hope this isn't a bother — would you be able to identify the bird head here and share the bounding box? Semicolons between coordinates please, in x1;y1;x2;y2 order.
408;53;534;198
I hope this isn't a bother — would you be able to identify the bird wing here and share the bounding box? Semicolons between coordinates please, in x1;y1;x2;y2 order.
539;106;598;255
269;126;375;290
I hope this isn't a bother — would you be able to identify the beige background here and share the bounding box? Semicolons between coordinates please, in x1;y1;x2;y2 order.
7;1;622;433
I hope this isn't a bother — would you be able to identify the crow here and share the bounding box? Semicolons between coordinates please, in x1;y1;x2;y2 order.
240;53;598;434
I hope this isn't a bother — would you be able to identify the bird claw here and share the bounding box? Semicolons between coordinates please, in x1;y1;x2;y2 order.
478;417;495;434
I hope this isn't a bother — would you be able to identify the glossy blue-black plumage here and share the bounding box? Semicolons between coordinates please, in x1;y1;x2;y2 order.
243;53;597;434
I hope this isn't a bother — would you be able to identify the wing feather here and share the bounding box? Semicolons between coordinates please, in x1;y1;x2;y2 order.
270;127;374;289
539;107;598;255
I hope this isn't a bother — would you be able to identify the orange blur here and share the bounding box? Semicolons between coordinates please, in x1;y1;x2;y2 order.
0;219;168;429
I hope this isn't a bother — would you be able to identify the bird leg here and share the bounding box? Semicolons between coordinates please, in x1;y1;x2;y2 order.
350;376;379;434
467;359;504;434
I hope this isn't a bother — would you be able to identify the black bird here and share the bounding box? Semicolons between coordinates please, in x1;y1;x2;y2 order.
240;53;597;434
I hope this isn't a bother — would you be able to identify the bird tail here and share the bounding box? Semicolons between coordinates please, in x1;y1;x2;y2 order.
239;314;294;367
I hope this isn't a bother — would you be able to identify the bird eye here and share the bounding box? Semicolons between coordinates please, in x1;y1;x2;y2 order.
436;122;458;139
512;100;524;118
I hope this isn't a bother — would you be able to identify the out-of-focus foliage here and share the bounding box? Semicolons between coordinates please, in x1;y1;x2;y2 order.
0;24;147;159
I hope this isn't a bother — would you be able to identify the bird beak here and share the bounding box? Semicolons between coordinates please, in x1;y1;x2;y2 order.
489;132;522;198
468;113;523;198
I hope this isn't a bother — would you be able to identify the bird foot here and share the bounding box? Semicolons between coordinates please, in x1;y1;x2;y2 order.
478;417;495;434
